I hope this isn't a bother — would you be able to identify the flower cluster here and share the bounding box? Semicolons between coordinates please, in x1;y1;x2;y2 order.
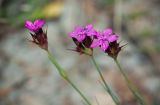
24;20;146;105
25;19;48;50
69;24;122;58
24;20;122;58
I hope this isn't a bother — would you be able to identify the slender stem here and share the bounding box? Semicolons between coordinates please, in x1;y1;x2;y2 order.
48;51;91;105
91;56;120;105
66;78;91;105
48;51;67;78
114;59;146;105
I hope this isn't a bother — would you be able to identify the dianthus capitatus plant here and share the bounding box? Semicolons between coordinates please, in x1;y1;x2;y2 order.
25;19;146;105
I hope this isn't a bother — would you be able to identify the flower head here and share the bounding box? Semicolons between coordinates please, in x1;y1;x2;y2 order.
25;19;48;51
25;19;45;32
90;28;124;59
90;28;119;51
68;24;97;56
69;24;97;42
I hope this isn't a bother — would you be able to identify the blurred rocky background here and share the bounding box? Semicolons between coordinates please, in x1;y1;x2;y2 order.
0;0;160;105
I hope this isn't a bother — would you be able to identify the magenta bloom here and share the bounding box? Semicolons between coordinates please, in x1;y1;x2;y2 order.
69;24;97;42
25;19;45;32
90;28;119;51
25;19;48;50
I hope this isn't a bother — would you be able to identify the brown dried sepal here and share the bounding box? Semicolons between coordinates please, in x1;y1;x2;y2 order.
105;41;122;59
30;28;48;51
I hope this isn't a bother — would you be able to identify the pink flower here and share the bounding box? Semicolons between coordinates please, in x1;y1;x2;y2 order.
25;19;45;32
90;28;119;51
69;24;97;42
25;19;48;50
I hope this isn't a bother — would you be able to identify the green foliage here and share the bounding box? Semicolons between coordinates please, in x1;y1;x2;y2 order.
0;0;50;27
128;11;148;20
95;0;115;9
139;29;152;39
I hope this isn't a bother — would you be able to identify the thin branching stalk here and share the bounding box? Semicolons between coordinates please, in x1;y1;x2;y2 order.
114;58;146;105
48;51;91;105
91;56;121;105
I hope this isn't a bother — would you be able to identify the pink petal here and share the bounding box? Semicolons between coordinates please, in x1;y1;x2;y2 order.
103;28;112;35
77;34;85;42
34;19;45;28
75;26;83;32
101;42;109;51
90;40;99;48
25;20;35;31
87;30;97;36
69;32;76;37
108;35;119;42
95;32;101;38
86;24;93;30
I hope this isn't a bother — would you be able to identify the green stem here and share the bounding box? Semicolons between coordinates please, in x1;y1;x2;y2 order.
114;59;146;105
66;78;91;105
48;51;67;78
91;56;120;105
48;51;91;105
